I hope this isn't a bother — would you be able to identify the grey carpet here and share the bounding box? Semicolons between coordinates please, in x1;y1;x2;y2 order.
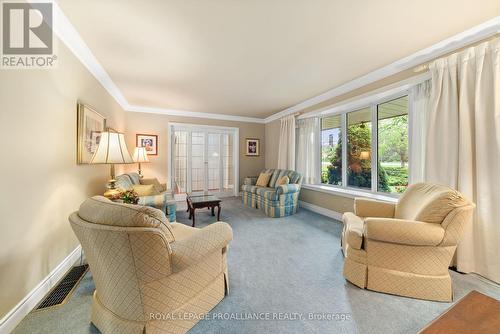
13;197;500;334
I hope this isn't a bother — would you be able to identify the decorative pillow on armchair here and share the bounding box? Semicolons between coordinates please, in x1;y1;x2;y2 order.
276;176;290;187
256;173;272;187
132;184;158;196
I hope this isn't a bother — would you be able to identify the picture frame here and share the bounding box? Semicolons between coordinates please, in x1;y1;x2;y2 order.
245;138;260;156
136;134;158;155
77;102;106;164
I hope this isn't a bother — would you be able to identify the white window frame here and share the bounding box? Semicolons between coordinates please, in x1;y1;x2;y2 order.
310;83;419;198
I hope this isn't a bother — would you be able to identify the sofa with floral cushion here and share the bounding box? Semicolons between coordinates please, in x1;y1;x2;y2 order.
115;172;177;222
242;169;303;218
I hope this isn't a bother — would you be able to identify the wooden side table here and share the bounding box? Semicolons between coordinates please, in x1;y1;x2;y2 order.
186;193;221;227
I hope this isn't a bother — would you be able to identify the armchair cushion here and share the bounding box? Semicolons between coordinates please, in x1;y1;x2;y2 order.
365;217;445;246
170;222;233;272
395;183;469;223
78;196;175;242
354;198;395;218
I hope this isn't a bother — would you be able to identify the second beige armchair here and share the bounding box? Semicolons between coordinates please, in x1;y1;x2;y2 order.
342;183;474;302
69;196;232;334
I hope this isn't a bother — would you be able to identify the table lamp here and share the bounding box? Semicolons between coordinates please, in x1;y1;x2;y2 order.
359;151;370;160
90;130;134;198
132;147;149;178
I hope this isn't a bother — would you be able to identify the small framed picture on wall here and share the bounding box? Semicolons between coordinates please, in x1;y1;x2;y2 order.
136;134;158;155
245;138;260;156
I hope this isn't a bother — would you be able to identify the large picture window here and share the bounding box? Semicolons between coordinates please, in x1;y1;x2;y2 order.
377;96;409;194
319;94;409;196
321;115;342;185
347;108;372;189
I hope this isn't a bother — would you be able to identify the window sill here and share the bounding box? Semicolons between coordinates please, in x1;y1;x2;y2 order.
301;184;398;203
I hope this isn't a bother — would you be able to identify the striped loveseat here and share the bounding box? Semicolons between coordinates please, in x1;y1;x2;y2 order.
242;169;303;218
115;172;177;222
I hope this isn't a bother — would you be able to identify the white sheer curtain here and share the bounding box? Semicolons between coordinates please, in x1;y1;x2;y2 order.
296;117;320;184
408;80;431;183
277;114;296;170
425;38;500;283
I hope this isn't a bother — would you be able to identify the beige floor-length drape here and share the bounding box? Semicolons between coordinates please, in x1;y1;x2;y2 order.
277;114;296;170
425;38;500;283
296;117;320;184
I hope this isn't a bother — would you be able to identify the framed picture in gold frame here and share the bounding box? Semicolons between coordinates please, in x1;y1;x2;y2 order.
77;102;106;164
245;138;260;156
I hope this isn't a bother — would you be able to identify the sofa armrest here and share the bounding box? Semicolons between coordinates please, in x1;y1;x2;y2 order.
138;193;167;211
276;184;301;195
354;198;395;218
170;222;233;272
365;218;445;246
244;177;257;186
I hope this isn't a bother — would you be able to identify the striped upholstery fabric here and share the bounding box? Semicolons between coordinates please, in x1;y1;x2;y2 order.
116;173;177;222
242;169;302;218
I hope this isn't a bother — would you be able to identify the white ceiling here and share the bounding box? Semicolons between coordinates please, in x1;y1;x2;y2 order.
58;0;500;119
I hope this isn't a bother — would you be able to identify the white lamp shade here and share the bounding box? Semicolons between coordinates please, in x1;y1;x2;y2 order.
132;147;150;163
90;131;133;164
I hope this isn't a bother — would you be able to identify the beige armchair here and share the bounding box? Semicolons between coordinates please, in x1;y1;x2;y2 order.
69;196;232;334
341;183;474;302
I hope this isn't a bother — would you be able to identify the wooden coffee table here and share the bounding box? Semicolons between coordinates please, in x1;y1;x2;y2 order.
419;290;500;333
186;192;221;227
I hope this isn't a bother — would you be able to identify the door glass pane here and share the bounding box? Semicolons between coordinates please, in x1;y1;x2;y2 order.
191;132;205;192
173;131;188;194
377;96;409;193
321;115;342;185
347;108;372;189
222;134;234;191
207;133;220;192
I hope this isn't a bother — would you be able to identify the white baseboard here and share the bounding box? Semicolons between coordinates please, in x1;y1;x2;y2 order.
0;245;82;334
299;200;343;221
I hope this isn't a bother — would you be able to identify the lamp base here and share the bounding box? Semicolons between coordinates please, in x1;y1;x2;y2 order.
103;179;121;199
103;188;122;199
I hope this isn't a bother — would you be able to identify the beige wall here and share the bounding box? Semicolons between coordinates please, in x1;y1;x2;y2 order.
0;44;265;321
265;69;420;213
0;42;126;319
300;189;354;213
264;119;280;169
123;112;265;187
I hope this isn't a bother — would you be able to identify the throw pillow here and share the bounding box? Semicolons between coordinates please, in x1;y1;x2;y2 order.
132;184;157;196
276;175;290;187
140;178;164;193
256;173;272;187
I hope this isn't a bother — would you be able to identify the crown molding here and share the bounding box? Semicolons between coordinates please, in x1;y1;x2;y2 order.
264;16;500;123
51;1;500;125
51;0;265;124
52;0;129;109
